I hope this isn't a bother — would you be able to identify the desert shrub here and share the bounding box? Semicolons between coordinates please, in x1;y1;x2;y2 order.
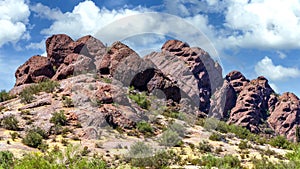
204;118;219;131
101;77;112;83
22;131;43;148
199;154;241;169
251;157;292;169
159;129;182;147
198;141;212;153
285;144;300;166
28;127;48;139
128;141;153;159
10;132;19;141
238;140;250;150
62;96;74;107
50;110;67;126
268;135;292;150
137;121;153;135
161;107;181;119
15;145;106;169
128;142;178;168
209;132;225;141
1;115;19;130
0;90;15;102
0;105;5;112
0;151;14;169
169;122;186;137
20;80;60;103
128;88;150;110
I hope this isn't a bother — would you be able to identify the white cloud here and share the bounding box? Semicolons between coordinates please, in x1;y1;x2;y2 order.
276;51;286;59
29;1;220;60
221;0;300;50
26;40;45;50
32;1;146;40
255;56;300;81
0;0;30;47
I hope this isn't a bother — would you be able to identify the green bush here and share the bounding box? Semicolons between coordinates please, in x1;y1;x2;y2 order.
128;142;178;168
50;110;67;126
1;115;19;130
128;88;150;110
0;151;14;169
62;96;74;107
0;90;15;103
20;80;60;104
10;132;19;141
28;127;48;139
22;131;43;148
137;121;153;135
198;141;212;153
268;135;292;150
199;154;241;169
159;129;182;147
238;140;250;150
1;145;106;169
128;141;153;158
251;157;292;169
209;132;225;141
169;122;186;137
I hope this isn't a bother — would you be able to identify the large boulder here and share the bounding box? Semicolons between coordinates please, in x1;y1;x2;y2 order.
76;35;106;57
145;40;219;113
209;80;237;120
52;54;95;80
228;76;274;133
225;71;249;93
15;55;55;86
130;68;181;103
46;34;76;67
94;41;138;75
268;92;300;142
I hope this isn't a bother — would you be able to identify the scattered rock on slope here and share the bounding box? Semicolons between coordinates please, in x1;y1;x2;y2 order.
15;55;55;86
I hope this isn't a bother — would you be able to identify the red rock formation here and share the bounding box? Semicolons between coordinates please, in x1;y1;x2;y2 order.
145;40;216;113
94;41;137;75
15;55;55;86
268;92;300;141
46;34;76;67
225;71;249;93
228;76;274;133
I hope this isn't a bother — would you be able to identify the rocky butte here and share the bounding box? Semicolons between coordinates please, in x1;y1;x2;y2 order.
0;34;300;168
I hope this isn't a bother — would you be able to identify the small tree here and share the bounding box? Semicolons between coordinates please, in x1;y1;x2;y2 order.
50;110;67;126
159;129;182;147
22;131;43;148
128;141;153;159
1;115;19;131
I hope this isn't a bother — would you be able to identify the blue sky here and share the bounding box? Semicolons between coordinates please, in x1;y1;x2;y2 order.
1;0;300;97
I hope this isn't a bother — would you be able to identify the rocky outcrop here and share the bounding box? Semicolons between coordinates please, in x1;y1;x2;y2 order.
268;92;300;142
130;68;181;103
225;71;249;93
145;40;221;113
15;56;55;86
46;34;76;68
52;54;95;80
100;105;136;129
94;41;138;75
228;76;274;133
209;80;237;120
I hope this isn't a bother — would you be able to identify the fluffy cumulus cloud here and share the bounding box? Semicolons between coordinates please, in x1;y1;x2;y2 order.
221;0;300;50
31;1;146;40
29;1;219;59
0;0;30;47
255;56;300;81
